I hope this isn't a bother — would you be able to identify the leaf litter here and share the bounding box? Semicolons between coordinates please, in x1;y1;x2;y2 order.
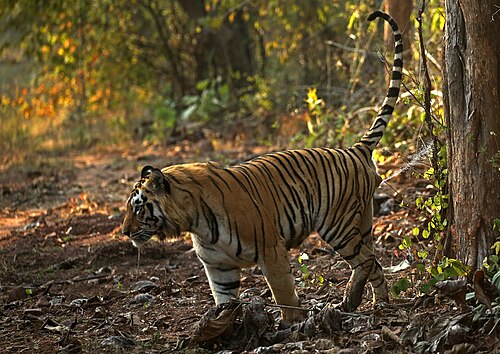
0;144;498;353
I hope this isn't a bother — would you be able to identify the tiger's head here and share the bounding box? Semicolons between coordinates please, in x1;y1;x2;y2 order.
122;165;182;247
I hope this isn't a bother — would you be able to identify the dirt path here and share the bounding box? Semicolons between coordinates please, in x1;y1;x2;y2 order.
0;144;498;353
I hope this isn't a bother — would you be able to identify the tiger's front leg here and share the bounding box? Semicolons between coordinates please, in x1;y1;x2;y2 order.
203;264;241;305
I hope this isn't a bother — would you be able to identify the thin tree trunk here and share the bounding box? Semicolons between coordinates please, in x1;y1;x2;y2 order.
443;0;500;270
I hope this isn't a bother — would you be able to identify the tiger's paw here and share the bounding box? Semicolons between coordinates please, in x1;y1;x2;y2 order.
281;307;307;323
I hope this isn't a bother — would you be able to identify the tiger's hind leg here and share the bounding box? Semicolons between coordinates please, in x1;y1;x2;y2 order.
325;209;387;311
360;202;389;305
335;239;378;311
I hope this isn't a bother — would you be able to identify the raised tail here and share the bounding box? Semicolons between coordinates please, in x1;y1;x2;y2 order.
359;10;404;148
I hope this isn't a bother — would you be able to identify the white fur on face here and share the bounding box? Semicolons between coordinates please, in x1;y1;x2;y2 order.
130;189;147;209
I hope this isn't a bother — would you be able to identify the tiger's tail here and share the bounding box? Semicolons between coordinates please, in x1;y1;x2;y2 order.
359;10;404;148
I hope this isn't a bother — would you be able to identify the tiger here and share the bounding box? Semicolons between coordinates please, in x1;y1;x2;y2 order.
121;10;403;321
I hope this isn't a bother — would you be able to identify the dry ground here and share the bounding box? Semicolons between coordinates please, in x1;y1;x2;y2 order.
0;141;498;353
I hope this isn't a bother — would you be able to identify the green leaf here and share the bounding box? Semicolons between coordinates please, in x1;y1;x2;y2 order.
429;267;439;277
491;271;500;289
180;104;197;121
436;273;445;281
412;227;420;236
493;219;500;232
195;79;210;91
417;249;429;259
400;235;412;249
300;264;308;275
422;229;430;239
443;267;458;278
428;278;438;288
491;241;500;256
424;167;435;179
391;277;410;297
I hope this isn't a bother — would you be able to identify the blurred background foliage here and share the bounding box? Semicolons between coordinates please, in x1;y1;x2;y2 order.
0;0;445;164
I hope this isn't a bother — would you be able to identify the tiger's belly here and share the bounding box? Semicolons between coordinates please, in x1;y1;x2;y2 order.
190;231;258;269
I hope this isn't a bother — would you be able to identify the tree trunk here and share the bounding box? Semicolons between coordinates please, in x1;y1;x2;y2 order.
443;0;500;271
178;0;255;90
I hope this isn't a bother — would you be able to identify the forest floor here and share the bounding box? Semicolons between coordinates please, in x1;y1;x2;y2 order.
0;138;498;353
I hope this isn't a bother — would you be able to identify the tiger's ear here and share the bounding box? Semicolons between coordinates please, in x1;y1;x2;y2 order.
142;165;170;194
141;165;154;179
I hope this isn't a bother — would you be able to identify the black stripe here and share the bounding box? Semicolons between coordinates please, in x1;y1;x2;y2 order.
275;153;311;236
388;19;398;31
296;151;322;215
391;70;402;80
349;148;372;197
216;266;240;272
381;104;394;115
343;241;362;261
254;161;295;240
235;223;242;257
207;175;226;195
365;131;384;139
266;155;303;212
214;290;237;297
324;152;356;242
253;225;259;262
201;199;219;244
208;167;232;191
304;149;324;216
223;169;269;235
387;87;400;97
372;118;388;128
234;165;266;205
353;257;374;271
240;164;286;238
314;149;335;233
361;227;372;238
223;168;269;260
353;145;370;164
213;280;240;291
394;58;403;68
282;151;313;221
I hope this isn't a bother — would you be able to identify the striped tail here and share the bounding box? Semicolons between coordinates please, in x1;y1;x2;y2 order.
359;10;404;148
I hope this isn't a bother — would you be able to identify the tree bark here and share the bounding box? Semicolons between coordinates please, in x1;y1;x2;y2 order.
443;0;500;270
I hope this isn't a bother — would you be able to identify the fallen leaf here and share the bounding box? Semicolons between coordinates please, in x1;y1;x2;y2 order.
191;303;239;343
473;270;500;310
130;280;158;293
100;335;135;348
382;325;401;344
434;279;468;310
